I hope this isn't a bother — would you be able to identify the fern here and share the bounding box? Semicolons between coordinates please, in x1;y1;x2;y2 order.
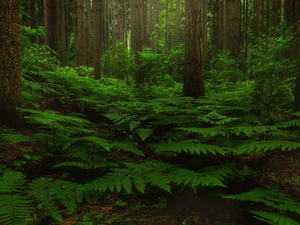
19;109;93;137
1;133;33;144
28;178;85;222
250;211;299;225
84;161;237;194
0;171;33;225
148;139;226;155
233;140;300;154
224;187;300;224
110;141;144;156
54;161;118;169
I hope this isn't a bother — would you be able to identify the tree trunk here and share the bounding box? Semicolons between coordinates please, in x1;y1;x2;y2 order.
30;0;37;43
176;0;180;47
222;0;228;49
112;1;116;53
0;0;21;127
132;0;144;84
218;0;223;50
228;0;240;60
271;0;279;37
59;0;67;64
183;0;204;98
166;2;169;54
266;0;270;36
78;0;86;66
285;0;300;111
87;0;93;67
149;0;152;48
152;0;157;54
93;0;101;79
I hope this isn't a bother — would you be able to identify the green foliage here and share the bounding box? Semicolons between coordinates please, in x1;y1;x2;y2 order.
225;187;300;224
0;171;33;225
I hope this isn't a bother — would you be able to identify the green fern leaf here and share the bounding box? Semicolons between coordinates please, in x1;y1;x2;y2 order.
54;162;91;169
136;128;154;141
250;211;299;225
1;133;33;144
235;141;300;154
110;141;144;156
0;171;33;225
148;139;226;155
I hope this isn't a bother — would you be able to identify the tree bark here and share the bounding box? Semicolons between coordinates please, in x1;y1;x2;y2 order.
87;0;93;67
271;0;279;37
176;0;180;47
93;0;101;79
183;0;204;98
132;0;144;84
228;0;240;60
78;0;86;66
285;0;300;111
0;0;21;127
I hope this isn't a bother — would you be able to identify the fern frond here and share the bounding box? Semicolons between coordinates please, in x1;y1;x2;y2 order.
148;139;226;155
28;178;62;222
110;141;144;156
136;128;154;141
1;133;33;144
198;110;240;125
234;141;300;154
0;171;33;225
250;211;299;225
277;119;300;127
224;187;300;214
178;126;277;137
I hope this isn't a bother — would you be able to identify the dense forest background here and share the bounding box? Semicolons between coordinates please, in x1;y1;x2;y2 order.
0;0;300;224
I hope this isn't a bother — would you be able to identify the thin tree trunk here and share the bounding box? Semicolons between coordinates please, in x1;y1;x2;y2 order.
218;0;223;50
176;0;180;47
0;0;21;127
132;0;144;84
86;0;93;67
93;0;101;79
112;1;116;53
184;0;204;98
223;0;228;49
149;0;152;48
271;0;279;37
166;2;169;54
78;0;86;66
153;0;157;54
59;0;67;64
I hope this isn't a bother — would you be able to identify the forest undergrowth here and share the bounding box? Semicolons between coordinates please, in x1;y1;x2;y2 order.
1;30;300;225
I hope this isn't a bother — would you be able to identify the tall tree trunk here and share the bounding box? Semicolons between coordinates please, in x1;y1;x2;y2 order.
261;0;264;35
152;0;157;54
176;0;180;47
218;0;223;50
222;0;228;49
271;0;279;37
43;0;49;46
183;0;204;98
266;0;270;36
78;0;86;66
30;0;37;43
59;0;67;64
202;0;207;67
132;0;144;84
166;2;169;54
112;1;116;53
124;0;127;48
87;0;93;67
149;0;152;48
285;0;300;111
0;0;21;127
93;0;101;79
228;0;240;60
